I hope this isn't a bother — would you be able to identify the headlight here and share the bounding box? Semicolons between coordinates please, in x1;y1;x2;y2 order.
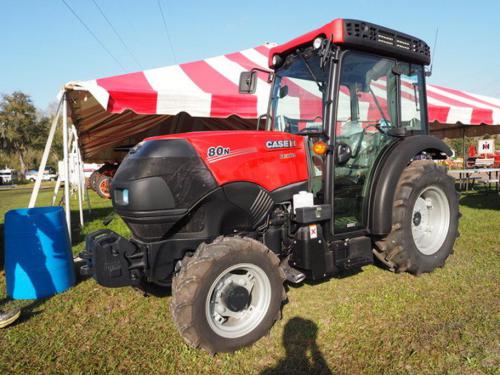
313;37;324;49
272;54;283;68
116;188;129;205
122;189;129;205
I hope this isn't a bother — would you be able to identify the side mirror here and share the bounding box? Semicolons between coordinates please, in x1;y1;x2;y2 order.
335;142;352;165
239;71;257;94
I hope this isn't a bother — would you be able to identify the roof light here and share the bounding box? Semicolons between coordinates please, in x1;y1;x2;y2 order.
272;54;283;67
313;37;324;49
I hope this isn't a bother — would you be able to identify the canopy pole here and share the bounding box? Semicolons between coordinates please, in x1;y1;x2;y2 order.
85;176;92;215
462;126;466;169
80;146;92;215
71;126;84;227
51;175;62;206
28;99;62;208
78;146;85;226
62;93;71;240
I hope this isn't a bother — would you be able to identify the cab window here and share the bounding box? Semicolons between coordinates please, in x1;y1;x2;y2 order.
399;63;425;131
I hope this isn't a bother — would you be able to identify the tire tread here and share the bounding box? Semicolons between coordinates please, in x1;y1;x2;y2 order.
170;236;286;353
375;160;460;274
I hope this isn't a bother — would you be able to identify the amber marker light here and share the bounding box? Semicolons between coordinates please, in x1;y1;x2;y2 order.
312;141;328;155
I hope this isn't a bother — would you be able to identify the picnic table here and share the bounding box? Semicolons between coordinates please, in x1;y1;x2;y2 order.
448;168;500;192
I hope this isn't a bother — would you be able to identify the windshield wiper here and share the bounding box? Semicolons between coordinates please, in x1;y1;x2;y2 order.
300;54;323;92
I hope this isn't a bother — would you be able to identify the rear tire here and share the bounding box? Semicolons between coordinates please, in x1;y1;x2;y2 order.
375;160;460;275
170;236;286;353
95;174;111;199
89;171;101;191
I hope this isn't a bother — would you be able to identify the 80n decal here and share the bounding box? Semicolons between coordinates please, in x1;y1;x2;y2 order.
207;146;230;157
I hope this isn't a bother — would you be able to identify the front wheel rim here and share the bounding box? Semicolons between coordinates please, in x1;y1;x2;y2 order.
205;263;271;339
411;185;451;255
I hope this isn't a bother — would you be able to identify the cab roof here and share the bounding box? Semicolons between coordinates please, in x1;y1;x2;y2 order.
269;18;431;67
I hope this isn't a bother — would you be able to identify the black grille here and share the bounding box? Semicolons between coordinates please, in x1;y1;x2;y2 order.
343;20;431;65
249;189;273;225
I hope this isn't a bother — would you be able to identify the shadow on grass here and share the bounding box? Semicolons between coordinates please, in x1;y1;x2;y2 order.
459;192;500;210
261;316;333;375
136;282;171;298
287;268;363;290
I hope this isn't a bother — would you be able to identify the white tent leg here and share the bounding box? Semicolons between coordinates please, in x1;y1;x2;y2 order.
71;126;84;227
51;175;62;206
63;93;71;240
85;181;92;214
28;99;62;208
79;143;90;217
76;162;84;227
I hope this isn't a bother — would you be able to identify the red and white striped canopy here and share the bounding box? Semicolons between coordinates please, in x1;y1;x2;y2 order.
65;43;499;160
68;42;500;124
68;43;276;120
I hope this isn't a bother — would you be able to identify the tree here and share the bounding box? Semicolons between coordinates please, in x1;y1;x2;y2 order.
0;91;45;176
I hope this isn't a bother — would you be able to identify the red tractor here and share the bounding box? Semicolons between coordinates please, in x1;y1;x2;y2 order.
81;19;460;353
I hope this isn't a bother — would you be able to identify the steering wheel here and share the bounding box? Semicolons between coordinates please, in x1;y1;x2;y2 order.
338;120;364;159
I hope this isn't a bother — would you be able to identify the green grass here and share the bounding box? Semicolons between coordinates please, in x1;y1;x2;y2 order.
0;185;499;374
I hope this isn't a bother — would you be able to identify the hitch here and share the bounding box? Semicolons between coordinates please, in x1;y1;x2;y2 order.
80;229;146;288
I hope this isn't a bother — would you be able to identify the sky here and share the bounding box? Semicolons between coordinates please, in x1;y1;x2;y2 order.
1;0;500;111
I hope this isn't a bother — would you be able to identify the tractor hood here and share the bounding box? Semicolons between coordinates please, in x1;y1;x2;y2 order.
146;130;309;191
111;130;309;241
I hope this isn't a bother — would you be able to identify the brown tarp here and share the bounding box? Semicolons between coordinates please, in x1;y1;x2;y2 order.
67;89;257;162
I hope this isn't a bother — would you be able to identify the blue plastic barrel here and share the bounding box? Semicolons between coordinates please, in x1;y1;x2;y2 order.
4;206;75;299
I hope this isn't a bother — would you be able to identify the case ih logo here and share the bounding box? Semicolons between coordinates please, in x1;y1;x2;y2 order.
265;139;296;149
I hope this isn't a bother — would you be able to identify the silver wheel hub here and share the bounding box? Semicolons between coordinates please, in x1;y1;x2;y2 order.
411;186;450;255
205;263;271;339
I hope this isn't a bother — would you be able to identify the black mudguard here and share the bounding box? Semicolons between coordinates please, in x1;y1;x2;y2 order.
369;135;452;236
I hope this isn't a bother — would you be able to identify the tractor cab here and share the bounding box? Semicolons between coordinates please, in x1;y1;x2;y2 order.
241;18;430;235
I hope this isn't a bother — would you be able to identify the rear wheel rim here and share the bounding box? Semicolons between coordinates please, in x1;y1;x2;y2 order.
205;263;271;339
411;185;450;255
99;179;110;197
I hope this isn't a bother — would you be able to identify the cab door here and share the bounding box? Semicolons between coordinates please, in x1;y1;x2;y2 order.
333;51;398;233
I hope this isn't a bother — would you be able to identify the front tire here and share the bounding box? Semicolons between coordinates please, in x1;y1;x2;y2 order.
375;160;460;275
170;236;286;353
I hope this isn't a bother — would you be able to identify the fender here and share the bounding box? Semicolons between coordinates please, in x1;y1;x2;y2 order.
369;135;452;236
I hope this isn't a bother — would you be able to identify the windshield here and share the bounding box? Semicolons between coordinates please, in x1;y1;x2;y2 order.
270;49;330;134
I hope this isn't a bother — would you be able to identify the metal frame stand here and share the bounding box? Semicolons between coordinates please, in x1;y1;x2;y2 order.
29;90;89;240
